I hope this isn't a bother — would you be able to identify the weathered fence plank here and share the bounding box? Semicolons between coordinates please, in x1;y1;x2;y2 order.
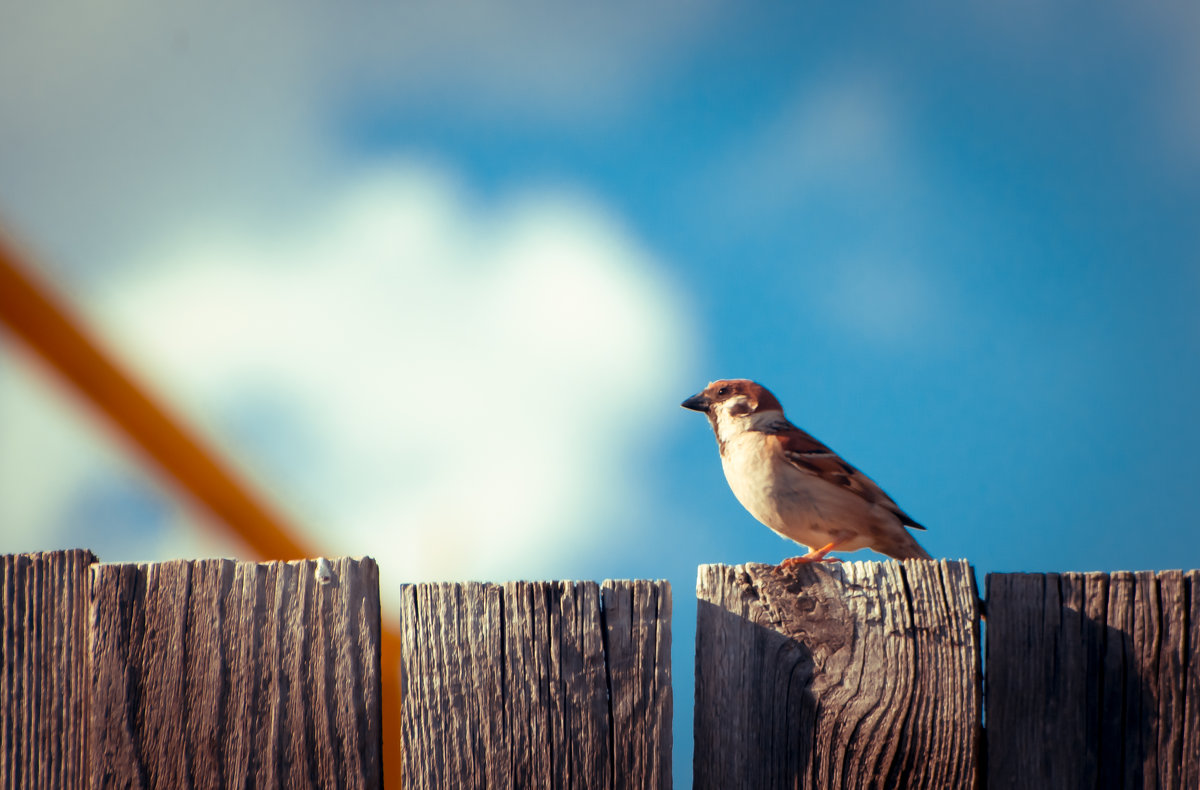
88;556;382;789
400;579;672;790
1;550;94;790
986;570;1200;789
694;560;981;790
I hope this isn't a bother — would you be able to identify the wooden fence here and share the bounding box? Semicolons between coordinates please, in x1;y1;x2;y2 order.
3;550;1199;788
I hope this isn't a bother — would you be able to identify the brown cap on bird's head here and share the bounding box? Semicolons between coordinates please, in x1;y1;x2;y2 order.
680;379;783;415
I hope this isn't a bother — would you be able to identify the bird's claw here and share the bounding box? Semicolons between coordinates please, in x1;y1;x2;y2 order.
779;540;846;569
779;554;843;570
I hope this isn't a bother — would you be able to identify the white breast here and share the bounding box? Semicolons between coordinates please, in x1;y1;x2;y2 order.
717;428;877;552
719;431;784;526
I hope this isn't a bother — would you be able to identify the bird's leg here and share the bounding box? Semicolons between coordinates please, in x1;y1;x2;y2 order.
780;541;845;569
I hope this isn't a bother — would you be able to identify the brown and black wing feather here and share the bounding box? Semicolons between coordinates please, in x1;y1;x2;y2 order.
759;418;927;531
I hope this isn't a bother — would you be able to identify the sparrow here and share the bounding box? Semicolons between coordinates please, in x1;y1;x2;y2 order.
682;379;931;564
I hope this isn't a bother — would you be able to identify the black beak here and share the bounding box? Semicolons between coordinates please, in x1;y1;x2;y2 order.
681;393;710;412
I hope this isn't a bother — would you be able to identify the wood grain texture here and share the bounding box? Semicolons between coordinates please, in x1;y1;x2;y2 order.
400;579;671;789
88;556;382;789
1;550;94;790
694;560;981;790
986;570;1200;789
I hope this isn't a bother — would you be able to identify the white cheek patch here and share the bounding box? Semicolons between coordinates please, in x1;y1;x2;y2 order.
711;398;755;447
725;396;753;417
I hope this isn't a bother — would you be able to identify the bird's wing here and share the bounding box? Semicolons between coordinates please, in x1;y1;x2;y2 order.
759;418;927;531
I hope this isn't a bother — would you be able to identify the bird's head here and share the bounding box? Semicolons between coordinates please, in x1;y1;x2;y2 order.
681;379;784;439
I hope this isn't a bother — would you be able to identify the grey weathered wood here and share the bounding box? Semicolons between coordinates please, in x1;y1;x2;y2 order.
986;570;1200;789
88;556;382;789
400;579;671;789
602;580;673;788
1;550;94;790
694;560;981;790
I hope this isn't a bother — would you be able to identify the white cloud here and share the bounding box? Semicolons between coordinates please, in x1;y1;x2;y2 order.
0;162;691;582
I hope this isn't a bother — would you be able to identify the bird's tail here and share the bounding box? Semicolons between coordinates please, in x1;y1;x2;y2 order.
879;532;933;561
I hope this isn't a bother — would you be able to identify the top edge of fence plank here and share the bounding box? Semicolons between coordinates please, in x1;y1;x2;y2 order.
1;548;98;560
86;554;376;567
398;577;669;588
985;567;1193;580
697;556;972;573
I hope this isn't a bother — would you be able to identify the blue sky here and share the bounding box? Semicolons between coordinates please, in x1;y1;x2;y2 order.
2;3;1199;782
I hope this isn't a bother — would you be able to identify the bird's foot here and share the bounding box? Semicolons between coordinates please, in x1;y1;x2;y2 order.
780;555;842;569
780;542;844;569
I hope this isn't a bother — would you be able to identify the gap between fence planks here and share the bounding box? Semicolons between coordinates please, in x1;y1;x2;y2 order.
400;579;672;790
694;559;982;790
987;570;1200;789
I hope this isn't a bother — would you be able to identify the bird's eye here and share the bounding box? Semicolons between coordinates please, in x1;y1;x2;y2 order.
716;387;729;397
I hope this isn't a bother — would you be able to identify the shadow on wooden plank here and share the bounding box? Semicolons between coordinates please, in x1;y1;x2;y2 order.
986;570;1197;789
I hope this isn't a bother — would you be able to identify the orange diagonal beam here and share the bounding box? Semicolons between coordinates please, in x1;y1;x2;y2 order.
0;232;402;786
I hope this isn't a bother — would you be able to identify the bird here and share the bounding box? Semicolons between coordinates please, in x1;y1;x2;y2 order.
681;379;931;565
